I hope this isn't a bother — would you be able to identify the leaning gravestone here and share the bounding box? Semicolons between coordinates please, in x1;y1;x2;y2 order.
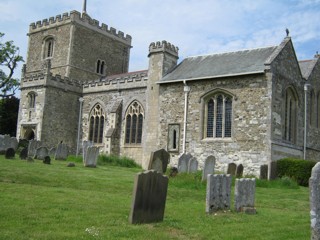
83;146;99;167
54;143;68;160
202;155;215;181
178;153;192;173
188;157;198;173
129;170;169;224
234;178;256;214
20;147;28;160
260;164;268;179
227;163;237;176
35;147;49;160
206;174;232;213
309;162;320;239
5;148;15;159
236;164;244;178
28;140;42;157
148;149;170;174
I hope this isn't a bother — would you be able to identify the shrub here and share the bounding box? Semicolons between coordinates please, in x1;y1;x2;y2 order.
98;154;141;168
277;158;316;186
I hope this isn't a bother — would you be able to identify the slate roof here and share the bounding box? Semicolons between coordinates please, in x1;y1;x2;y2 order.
160;46;278;83
299;59;317;79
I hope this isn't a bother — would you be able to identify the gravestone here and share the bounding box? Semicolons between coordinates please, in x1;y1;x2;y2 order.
35;147;49;160
82;140;93;159
309;162;320;239
84;146;99;167
20;147;28;160
234;178;256;214
54;143;68;160
49;147;56;157
269;161;277;180
178;153;192;173
18;139;29;149
43;156;51;164
202;156;216;181
129;170;169;224
236;164;244;178
206;174;232;213
28;140;42;157
188;157;198;173
148;149;170;174
260;164;268;179
5;148;15;159
227;163;237;176
0;135;18;153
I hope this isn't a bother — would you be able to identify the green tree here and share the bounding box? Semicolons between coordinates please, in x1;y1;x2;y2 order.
0;32;24;97
0;96;19;136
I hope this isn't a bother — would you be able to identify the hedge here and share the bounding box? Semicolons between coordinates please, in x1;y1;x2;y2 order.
277;158;317;186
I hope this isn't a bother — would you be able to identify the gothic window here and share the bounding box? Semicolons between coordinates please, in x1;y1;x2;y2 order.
88;104;105;144
205;93;232;138
44;38;54;58
27;92;36;108
125;101;144;144
284;87;297;143
168;124;180;152
96;60;105;75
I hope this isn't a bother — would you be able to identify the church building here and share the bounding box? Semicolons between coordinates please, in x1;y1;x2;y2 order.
16;2;320;175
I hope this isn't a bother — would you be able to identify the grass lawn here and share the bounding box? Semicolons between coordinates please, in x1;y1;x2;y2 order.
0;155;310;240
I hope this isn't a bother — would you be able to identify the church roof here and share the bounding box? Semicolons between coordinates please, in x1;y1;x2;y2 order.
299;59;318;80
160;46;278;83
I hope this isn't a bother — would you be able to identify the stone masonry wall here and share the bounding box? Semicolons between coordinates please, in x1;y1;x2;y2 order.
159;74;271;176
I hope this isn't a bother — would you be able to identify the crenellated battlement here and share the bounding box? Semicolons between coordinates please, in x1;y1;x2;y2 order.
83;70;148;92
29;11;131;44
149;40;179;57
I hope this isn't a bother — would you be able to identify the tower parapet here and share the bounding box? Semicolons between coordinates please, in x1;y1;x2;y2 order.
29;11;132;45
148;41;179;58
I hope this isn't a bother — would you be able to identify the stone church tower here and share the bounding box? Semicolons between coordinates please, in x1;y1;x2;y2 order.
16;3;132;151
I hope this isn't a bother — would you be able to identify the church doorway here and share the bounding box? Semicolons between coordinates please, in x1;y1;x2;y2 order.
22;126;36;140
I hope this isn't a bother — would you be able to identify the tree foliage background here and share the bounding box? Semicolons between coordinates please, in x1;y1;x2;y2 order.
0;96;19;136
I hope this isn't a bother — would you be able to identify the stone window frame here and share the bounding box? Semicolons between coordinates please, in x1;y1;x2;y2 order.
200;88;236;140
124;100;144;145
167;124;180;152
96;59;106;75
42;36;55;59
283;86;299;144
88;104;105;144
27;91;37;109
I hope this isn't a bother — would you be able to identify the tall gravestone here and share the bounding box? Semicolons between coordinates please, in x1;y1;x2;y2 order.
260;164;268;179
309;162;320;239
148;149;170;174
129;170;169;224
82;141;93;160
234;178;256;214
35;147;49;160
206;174;232;213
202;156;215;181
236;164;244;178
188;157;198;173
28;140;42;157
178;153;192;173
54;143;68;160
84;146;99;167
227;163;237;176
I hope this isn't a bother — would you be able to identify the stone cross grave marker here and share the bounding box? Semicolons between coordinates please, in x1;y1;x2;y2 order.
202;155;215;181
178;153;192;173
206;174;232;213
129;170;169;224
260;164;268;179
84;146;99;167
227;163;237;176
309;162;320;239
234;178;256;214
54;143;68;160
188;157;198;173
236;164;244;178
148;149;170;174
28;140;42;157
35;147;49;160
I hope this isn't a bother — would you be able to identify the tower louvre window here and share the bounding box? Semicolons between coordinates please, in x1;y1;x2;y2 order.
96;60;105;75
44;38;54;58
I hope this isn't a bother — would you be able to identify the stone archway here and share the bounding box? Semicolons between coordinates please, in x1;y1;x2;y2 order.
21;126;36;140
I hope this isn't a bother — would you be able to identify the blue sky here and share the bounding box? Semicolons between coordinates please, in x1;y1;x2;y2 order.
0;0;320;75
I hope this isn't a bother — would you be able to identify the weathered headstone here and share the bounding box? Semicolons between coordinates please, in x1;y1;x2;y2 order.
84;146;99;167
5;148;15;159
236;164;244;178
28;140;42;157
178;153;192;173
82;140;93;159
260;164;268;180
54;143;68;160
309;162;320;239
269;161;277;180
227;163;237;176
129;170;169;224
234;178;256;214
206;174;232;213
43;156;51;164
202;155;216;181
0;135;18;153
35;147;49;160
19;147;28;160
188;157;198;173
49;147;56;157
148;149;170;174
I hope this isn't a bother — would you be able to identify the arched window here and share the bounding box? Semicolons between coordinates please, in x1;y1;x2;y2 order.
125;101;144;144
205;93;233;138
284;87;297;143
44;37;54;58
88;104;105;144
27;92;36;108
